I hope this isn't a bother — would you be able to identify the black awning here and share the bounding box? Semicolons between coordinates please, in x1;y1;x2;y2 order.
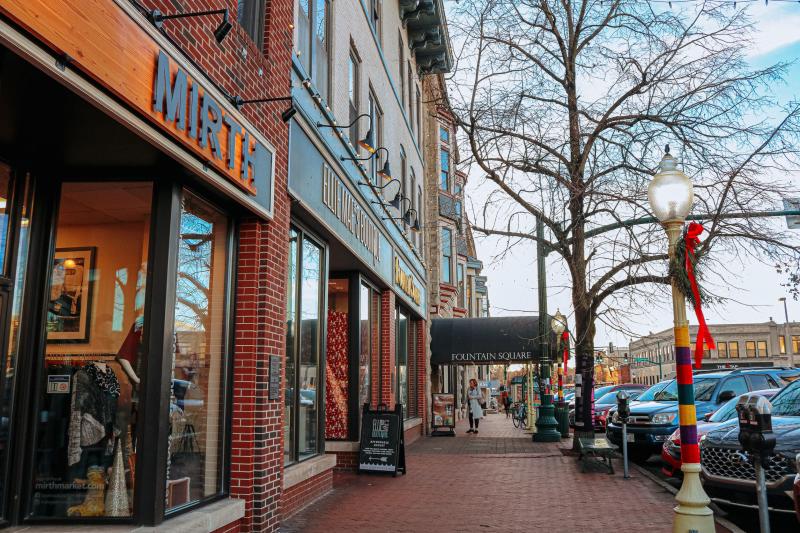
430;316;558;365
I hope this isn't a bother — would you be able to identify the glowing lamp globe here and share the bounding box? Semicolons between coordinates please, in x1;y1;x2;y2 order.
551;309;567;336
647;146;694;223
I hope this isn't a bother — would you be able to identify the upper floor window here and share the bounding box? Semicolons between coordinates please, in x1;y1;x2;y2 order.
440;149;450;191
416;180;423;253
408;64;415;133
238;0;266;48
440;126;449;143
348;48;361;144
457;263;465;307
717;341;728;358
757;340;768;357
441;227;452;284
297;0;330;101
415;85;421;144
369;0;381;43
399;34;406;109
400;146;408;208
729;341;740;358
367;89;383;183
745;340;756;357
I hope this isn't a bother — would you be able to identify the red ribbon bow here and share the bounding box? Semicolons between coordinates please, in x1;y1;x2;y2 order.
685;222;715;368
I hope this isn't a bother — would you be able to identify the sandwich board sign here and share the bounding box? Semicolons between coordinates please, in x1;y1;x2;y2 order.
358;403;406;476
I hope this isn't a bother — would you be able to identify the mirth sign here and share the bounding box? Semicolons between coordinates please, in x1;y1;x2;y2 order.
394;257;421;306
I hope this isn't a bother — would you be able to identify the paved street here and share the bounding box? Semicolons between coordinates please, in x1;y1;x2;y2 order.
282;413;684;532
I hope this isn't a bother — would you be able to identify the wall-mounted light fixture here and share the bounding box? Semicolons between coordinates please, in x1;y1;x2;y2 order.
383;196;420;233
319;113;375;153
342;146;391;180
148;8;233;44
232;96;296;123
363;178;402;206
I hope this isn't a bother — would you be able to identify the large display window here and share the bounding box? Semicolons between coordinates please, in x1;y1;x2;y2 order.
284;224;325;465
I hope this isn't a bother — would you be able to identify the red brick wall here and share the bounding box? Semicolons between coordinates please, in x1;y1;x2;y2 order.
380;290;396;406
326;450;359;471
213;521;243;533
280;470;334;520
137;2;294;532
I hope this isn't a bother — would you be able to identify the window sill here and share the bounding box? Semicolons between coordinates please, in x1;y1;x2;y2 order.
8;498;245;533
404;417;422;431
283;453;336;490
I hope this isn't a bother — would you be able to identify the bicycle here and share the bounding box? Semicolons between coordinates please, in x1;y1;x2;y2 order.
511;402;528;429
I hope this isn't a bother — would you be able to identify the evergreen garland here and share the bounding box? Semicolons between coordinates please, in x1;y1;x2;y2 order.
669;227;713;309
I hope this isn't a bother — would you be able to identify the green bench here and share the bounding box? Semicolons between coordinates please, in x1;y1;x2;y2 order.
577;437;615;474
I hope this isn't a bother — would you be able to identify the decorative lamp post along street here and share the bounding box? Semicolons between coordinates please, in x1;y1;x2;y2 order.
551;310;568;402
648;146;714;533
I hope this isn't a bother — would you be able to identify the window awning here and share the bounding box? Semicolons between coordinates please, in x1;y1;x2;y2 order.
430;316;559;365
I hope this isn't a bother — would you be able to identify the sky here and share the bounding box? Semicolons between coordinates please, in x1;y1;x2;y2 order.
453;2;800;357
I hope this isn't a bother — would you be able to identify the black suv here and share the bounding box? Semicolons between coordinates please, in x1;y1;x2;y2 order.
607;367;800;460
701;377;800;515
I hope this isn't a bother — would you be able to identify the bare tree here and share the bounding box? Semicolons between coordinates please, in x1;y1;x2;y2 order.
446;0;800;432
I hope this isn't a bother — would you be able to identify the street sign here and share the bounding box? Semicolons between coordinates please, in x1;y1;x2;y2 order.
784;198;800;229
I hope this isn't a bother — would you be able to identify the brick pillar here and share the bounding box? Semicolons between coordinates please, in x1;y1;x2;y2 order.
416;319;427;425
371;291;381;407
380;290;396;406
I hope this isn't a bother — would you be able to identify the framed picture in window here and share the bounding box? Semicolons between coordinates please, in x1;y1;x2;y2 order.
47;247;96;343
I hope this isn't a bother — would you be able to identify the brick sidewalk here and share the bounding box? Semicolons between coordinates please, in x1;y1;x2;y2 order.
281;413;688;532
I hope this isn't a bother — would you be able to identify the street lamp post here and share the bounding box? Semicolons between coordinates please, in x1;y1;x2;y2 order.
552;310;568;402
534;217;561;442
648;146;714;532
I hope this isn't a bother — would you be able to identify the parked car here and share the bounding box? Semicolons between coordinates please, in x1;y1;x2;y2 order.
794;453;800;523
568;383;646;429
606;379;672;426
701;378;800;516
661;388;779;477
569;389;644;431
607;367;800;460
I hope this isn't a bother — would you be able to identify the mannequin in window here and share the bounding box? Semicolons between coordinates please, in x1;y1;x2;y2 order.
66;361;121;516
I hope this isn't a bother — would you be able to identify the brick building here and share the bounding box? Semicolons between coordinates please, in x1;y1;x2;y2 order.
0;0;292;530
280;0;452;521
422;74;491;418
629;321;800;385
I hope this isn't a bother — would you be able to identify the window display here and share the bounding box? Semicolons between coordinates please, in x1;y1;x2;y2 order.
325;279;349;440
31;182;153;519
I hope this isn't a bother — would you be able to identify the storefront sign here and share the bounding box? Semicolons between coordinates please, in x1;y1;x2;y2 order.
322;164;381;261
452;351;533;362
0;0;275;217
394;257;421;305
153;51;268;196
431;393;455;429
358;404;406;475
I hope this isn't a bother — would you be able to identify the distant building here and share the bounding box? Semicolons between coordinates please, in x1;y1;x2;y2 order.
629;321;800;385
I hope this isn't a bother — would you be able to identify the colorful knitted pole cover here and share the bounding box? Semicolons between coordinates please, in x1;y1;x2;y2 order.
675;324;700;464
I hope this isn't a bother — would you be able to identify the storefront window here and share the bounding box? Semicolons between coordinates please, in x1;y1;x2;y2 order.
166;192;229;511
285;226;325;464
358;283;374;410
325;278;349;440
31;182;152;519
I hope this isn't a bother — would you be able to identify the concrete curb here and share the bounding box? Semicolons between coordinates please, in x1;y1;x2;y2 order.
628;461;746;533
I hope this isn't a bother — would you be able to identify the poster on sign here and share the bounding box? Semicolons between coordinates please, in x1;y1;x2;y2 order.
431;393;456;436
358;403;406;476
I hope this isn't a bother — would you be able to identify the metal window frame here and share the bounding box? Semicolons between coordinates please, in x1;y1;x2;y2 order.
285;221;328;466
3;174;237;527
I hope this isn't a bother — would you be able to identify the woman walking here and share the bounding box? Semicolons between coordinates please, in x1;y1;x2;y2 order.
466;379;483;434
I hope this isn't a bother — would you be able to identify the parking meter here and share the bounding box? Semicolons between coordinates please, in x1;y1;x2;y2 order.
616;390;630;422
617;390;630;479
736;394;775;533
736;394;776;461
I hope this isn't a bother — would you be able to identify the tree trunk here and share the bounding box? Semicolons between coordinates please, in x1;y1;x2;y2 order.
572;301;595;446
